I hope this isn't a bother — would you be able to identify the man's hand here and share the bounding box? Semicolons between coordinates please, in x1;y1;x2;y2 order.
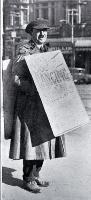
15;75;21;86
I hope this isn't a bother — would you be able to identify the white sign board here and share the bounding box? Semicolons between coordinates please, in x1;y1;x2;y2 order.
11;31;16;38
3;59;10;70
25;50;89;137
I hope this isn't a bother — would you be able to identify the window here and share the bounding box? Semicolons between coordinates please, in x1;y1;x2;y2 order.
10;14;13;26
67;9;78;25
15;15;20;26
36;9;39;18
51;2;54;7
51;7;55;25
9;12;20;26
42;8;48;19
20;0;29;3
41;3;48;7
41;3;48;20
20;5;29;25
35;3;48;20
23;9;28;24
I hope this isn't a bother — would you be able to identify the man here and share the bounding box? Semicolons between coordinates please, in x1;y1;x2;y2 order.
9;18;66;193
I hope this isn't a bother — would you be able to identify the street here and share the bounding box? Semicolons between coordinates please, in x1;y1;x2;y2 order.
1;84;91;200
76;84;91;120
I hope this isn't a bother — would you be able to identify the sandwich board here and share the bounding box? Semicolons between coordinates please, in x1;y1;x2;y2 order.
25;50;89;137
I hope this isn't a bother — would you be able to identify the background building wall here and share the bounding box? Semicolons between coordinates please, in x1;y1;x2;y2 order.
3;0;91;73
30;0;66;27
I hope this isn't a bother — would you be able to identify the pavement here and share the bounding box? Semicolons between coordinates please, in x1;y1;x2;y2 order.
1;84;91;200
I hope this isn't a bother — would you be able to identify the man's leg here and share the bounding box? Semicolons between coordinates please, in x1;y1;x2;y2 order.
34;160;49;187
33;160;43;177
23;160;41;193
23;160;49;188
23;160;34;182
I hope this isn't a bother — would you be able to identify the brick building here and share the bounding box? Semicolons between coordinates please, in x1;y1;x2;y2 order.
3;0;30;58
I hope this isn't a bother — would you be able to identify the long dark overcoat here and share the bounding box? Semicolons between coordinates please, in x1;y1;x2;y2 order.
9;40;66;160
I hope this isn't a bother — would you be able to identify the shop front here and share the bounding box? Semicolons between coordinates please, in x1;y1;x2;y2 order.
75;40;91;74
47;39;73;67
47;38;91;74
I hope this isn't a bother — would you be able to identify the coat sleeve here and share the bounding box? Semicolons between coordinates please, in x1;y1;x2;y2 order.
12;41;38;96
3;60;17;139
12;59;37;96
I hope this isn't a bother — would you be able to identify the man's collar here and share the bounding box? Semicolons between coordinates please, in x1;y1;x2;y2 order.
28;39;49;52
36;43;43;49
29;39;45;48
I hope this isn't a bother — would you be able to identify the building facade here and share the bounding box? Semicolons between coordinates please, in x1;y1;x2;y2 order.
29;0;66;26
3;0;91;74
3;0;30;58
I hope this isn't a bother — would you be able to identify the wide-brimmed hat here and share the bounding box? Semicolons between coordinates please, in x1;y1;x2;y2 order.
25;18;50;34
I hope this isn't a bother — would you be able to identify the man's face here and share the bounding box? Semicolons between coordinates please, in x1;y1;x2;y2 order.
32;28;47;44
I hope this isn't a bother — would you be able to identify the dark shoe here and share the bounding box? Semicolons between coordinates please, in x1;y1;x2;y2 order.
23;180;41;193
35;178;49;187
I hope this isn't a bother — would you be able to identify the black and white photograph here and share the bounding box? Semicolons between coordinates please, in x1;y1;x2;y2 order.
1;0;91;200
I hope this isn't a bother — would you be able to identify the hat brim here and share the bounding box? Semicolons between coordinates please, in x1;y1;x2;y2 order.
33;26;50;30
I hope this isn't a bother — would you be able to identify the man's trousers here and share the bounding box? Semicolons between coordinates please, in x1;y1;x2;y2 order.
23;160;44;182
